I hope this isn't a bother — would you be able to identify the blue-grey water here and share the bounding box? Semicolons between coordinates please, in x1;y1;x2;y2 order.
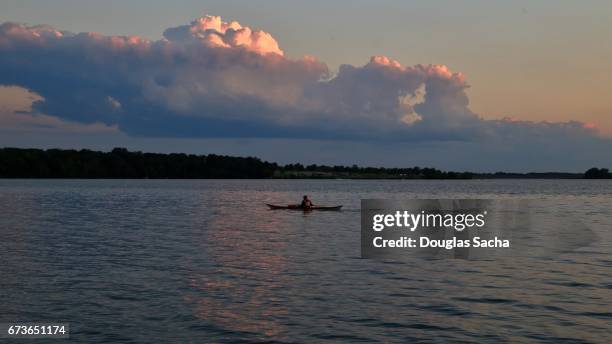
0;179;611;343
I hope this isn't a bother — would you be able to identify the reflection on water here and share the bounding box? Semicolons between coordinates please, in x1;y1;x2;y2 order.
0;179;611;343
187;190;289;338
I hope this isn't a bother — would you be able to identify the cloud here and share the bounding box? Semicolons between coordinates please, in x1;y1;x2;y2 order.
0;86;118;134
0;14;609;159
163;15;283;56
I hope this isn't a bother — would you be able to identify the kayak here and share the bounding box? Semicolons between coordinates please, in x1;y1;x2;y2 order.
266;204;342;211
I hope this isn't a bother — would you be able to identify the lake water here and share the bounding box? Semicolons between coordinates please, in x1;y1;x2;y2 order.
1;179;611;343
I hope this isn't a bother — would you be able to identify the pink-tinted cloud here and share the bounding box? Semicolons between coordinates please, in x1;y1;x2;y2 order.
163;15;283;56
0;14;606;148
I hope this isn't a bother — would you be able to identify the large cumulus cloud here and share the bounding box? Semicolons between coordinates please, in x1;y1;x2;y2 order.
0;14;606;148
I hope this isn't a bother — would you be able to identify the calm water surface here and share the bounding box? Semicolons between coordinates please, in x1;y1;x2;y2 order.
0;180;611;343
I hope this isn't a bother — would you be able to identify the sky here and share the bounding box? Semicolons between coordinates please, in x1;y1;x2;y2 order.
0;0;611;172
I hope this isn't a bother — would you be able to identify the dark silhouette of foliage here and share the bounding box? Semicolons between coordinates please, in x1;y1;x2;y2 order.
584;167;612;179
0;147;473;179
5;148;607;179
0;147;277;179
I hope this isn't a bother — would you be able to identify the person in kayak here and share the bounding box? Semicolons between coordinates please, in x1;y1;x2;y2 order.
300;195;314;209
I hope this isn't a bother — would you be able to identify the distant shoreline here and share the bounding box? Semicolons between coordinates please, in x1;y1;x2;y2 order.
0;147;609;180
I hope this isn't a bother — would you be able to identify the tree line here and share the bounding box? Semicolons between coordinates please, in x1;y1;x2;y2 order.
0;147;471;179
584;168;612;179
0;147;609;179
0;148;276;178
